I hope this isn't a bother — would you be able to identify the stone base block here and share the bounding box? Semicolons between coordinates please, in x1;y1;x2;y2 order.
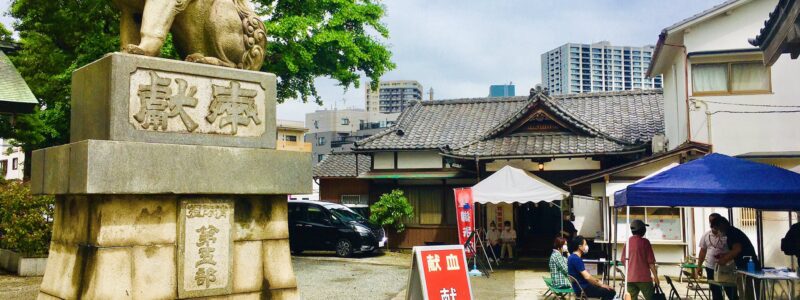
31;140;311;195
38;195;298;299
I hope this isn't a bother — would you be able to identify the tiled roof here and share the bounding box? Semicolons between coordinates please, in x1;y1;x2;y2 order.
313;153;372;178
662;0;744;33
448;133;629;158
750;0;799;49
357;89;664;155
0;50;37;113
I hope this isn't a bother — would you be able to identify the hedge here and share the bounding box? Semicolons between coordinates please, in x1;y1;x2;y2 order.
0;179;54;256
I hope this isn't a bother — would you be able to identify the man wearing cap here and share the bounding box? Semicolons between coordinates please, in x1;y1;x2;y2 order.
620;220;659;300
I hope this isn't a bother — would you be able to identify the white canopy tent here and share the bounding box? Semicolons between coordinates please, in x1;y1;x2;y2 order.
472;165;568;204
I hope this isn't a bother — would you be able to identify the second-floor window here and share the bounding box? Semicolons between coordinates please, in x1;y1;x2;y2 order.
692;61;771;95
317;137;326;146
341;118;350;125
284;135;297;142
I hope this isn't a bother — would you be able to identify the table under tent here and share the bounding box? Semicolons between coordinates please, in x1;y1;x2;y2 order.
613;153;800;299
470;165;569;257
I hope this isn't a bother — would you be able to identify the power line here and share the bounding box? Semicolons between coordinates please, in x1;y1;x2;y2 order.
701;99;800;108
710;110;800;115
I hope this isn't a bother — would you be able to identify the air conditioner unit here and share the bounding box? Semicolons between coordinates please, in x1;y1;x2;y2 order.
651;134;668;154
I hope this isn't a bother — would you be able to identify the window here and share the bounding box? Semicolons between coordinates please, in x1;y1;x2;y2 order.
0;160;6;176
692;61;771;95
402;186;455;226
11;158;17;170
284;135;297;142
313;120;319;129
341;195;368;206
318;154;325;162
317;137;326;146
340;118;350;125
616;207;682;241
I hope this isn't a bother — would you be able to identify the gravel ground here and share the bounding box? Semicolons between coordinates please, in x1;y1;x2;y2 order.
0;269;41;300
294;252;410;300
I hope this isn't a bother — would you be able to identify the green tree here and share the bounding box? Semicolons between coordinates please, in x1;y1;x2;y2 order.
0;0;394;174
369;189;414;233
0;179;55;256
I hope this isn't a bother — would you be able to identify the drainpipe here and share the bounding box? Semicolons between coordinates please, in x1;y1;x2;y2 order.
664;43;692;142
691;98;713;145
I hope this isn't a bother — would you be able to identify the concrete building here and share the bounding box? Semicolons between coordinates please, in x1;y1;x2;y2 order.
305;109;398;163
276;120;311;152
542;41;663;95
365;80;423;113
489;84;515;97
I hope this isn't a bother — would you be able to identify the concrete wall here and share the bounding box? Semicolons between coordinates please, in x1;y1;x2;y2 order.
0;249;47;276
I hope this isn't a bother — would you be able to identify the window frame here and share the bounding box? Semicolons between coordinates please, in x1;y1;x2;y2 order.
691;60;772;96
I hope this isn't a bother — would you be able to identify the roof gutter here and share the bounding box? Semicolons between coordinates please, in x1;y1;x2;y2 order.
438;147;647;161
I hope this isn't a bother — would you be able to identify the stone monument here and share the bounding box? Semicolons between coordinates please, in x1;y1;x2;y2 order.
31;2;308;298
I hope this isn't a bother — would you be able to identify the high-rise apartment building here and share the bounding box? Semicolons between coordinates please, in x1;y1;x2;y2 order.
489;84;515;97
541;41;662;95
365;80;423;113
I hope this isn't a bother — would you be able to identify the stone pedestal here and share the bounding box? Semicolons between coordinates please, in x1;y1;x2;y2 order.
32;53;309;299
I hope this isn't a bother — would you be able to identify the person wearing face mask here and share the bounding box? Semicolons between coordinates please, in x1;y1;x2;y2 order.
568;236;616;300
620;220;659;300
500;220;517;260
487;221;501;261
697;213;735;300
549;236;571;289
711;217;759;300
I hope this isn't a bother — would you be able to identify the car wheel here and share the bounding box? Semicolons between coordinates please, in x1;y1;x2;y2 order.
335;239;353;257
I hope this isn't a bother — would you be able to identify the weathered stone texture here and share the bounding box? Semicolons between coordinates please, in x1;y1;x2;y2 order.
38;242;83;299
262;239;297;291
50;197;89;245
81;247;132;299
232;241;263;293
90;196;177;247
71;53;276;148
234;196;289;241
131;245;177;299
31;140;311;196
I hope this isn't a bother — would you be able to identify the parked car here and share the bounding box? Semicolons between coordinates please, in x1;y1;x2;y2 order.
288;200;387;257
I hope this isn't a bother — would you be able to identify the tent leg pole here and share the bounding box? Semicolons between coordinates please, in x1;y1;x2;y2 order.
756;209;764;269
613;207;618;290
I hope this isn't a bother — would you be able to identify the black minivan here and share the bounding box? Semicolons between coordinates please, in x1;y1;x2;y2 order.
288;200;387;257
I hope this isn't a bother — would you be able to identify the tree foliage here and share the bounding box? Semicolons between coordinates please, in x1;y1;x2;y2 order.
369;189;414;233
0;179;54;256
0;0;394;163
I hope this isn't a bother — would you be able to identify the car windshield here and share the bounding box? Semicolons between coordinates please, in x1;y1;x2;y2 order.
327;206;366;223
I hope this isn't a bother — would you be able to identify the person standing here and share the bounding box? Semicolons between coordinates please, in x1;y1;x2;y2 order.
549;236;571;289
568;236;617;300
697;213;735;300
500;221;516;260
711;217;760;300
487;221;501;260
561;212;578;240
620;220;659;300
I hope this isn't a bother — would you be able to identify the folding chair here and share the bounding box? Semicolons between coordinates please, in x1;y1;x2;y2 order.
681;270;709;300
568;275;602;300
543;277;574;300
614;266;627;297
664;275;683;300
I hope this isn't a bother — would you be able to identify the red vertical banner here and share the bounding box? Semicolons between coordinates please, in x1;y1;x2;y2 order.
453;188;475;249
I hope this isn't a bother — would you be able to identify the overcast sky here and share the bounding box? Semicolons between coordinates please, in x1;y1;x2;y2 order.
0;0;724;122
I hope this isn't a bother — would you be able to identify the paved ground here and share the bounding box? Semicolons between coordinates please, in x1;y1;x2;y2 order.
1;251;710;300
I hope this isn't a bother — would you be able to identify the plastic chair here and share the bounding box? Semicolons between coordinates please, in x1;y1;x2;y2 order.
664;275;682;300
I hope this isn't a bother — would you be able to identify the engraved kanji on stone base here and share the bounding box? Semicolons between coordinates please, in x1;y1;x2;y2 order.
178;200;233;298
133;71;200;132
206;81;262;135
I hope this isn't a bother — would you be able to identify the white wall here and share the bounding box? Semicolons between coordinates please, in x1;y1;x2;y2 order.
397;151;442;169
373;152;394;169
0;141;24;180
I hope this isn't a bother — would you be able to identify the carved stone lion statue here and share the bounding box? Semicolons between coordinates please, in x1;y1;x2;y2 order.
113;0;267;71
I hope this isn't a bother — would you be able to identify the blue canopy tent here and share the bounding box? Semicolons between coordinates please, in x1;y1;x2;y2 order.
611;153;800;291
614;153;800;209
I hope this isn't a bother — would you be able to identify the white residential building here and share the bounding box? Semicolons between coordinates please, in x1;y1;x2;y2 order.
364;80;423;113
648;0;799;268
542;41;663;95
0;139;24;180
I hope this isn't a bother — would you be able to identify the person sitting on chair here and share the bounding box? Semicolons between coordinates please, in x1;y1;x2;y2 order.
500;221;516;260
568;236;616;300
487;221;501;261
549;236;571;289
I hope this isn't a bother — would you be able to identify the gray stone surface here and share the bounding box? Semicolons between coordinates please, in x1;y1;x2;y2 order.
178;199;234;298
70;53;277;149
31;140;311;195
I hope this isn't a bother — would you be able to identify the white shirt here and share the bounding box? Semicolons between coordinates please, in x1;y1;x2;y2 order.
487;229;500;244
501;229;517;243
699;231;728;268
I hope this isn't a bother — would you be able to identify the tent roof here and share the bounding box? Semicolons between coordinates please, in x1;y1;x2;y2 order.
472;165;568;204
614;153;800;209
